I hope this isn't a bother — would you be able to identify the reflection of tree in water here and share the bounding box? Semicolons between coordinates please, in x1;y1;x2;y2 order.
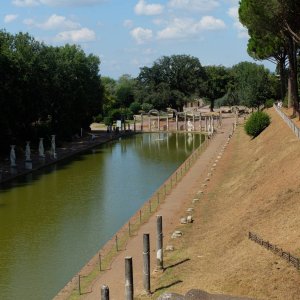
129;133;203;163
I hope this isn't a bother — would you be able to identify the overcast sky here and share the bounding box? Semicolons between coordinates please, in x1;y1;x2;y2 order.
1;0;274;79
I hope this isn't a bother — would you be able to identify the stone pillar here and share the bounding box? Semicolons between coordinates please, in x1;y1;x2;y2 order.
167;116;169;131
141;114;143;131
193;114;195;131
10;145;16;167
125;257;134;300
25;141;32;170
25;141;31;161
39;138;45;158
158;115;160;131
156;215;163;270
51;135;57;159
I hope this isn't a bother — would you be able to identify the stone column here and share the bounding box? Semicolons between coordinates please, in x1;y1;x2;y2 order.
39;138;45;158
51;135;57;159
10;145;16;167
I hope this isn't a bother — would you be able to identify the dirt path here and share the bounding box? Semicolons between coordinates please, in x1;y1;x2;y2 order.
69;117;235;300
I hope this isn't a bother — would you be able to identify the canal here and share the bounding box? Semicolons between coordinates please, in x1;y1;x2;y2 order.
0;132;202;300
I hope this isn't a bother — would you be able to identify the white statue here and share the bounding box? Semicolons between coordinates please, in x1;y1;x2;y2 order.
187;120;194;131
10;145;16;167
25;141;31;161
39;138;45;158
51;135;57;159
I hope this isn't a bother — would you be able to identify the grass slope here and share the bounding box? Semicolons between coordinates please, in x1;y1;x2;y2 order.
142;108;300;300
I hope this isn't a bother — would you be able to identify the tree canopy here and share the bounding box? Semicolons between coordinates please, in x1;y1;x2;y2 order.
136;54;206;111
0;30;103;151
239;0;300;115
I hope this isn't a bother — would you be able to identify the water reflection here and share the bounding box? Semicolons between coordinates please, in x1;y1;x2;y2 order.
0;133;202;300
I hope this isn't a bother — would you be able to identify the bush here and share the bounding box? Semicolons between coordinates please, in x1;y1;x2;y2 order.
264;99;274;108
244;111;270;138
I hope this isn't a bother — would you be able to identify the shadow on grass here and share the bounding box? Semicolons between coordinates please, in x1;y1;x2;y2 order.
164;258;190;270
154;280;183;293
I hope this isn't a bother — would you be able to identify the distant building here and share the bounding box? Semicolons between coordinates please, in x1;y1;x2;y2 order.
183;98;205;112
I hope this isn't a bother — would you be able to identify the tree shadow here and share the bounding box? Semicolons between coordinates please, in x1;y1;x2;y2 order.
164;258;190;270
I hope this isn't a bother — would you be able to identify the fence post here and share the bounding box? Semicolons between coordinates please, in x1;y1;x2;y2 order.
128;221;131;236
101;285;110;300
115;235;119;251
78;275;81;295
99;252;102;271
156;215;163;270
125;257;134;300
143;233;151;294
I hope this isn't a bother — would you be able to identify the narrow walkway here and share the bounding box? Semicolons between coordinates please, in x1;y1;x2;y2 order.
57;116;235;300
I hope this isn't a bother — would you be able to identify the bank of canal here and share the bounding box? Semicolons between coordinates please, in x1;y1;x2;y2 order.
0;132;202;300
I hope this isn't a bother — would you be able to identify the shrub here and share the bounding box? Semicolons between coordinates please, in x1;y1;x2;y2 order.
244;111;270;138
264;99;274;108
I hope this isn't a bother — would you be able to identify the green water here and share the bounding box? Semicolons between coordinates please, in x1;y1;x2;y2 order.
0;132;202;300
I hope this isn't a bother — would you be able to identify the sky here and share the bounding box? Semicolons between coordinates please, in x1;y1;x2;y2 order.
0;0;275;79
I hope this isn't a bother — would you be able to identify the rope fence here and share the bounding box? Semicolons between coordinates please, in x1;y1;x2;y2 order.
249;232;300;270
69;132;215;297
273;104;300;139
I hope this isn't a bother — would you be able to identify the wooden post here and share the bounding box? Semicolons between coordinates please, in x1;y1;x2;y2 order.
128;221;131;236
143;234;151;294
125;257;134;300
115;235;119;251
101;285;110;300
78;275;81;295
164;184;166;196
99;252;102;271
149;200;151;213
139;210;142;223
156;215;163;270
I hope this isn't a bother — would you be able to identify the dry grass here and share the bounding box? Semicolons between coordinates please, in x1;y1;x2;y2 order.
141;108;300;300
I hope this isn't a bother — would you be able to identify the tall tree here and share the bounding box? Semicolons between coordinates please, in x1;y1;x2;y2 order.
203;65;231;111
137;55;206;111
231;62;273;109
239;0;300;116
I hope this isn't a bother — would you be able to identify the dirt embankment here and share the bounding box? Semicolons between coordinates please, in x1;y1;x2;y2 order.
148;108;300;299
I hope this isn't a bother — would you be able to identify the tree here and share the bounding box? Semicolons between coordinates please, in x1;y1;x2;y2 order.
137;54;206;111
115;74;136;108
239;0;300;116
247;32;288;101
0;30;103;151
231;62;273;109
203;65;231;111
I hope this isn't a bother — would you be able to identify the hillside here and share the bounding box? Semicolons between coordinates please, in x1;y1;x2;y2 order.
149;108;300;299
